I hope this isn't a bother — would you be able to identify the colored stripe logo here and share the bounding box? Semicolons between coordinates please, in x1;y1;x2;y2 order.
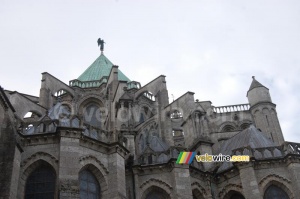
176;152;196;164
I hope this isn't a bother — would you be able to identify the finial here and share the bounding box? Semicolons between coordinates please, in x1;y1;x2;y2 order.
97;38;105;53
252;76;255;80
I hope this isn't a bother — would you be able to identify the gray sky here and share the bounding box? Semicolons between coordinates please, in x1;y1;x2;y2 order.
0;0;299;142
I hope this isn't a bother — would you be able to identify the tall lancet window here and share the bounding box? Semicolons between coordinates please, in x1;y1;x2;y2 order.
79;169;101;199
144;186;170;199
83;103;101;128
264;185;290;199
25;165;56;199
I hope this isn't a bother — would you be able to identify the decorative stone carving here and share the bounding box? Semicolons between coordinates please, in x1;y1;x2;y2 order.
79;155;109;174
218;183;243;198
140;178;173;191
21;152;58;168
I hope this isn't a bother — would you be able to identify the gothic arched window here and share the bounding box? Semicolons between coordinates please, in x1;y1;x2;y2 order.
224;191;245;199
139;113;145;123
192;189;205;199
57;104;71;126
264;185;290;199
170;110;183;119
222;125;235;132
25;165;56;199
79;169;100;199
71;117;80;127
84;104;101;128
144;186;170;199
230;193;245;199
146;192;166;199
139;134;145;153
240;123;250;130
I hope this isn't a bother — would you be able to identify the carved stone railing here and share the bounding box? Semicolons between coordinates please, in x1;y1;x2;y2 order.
136;146;181;165
127;81;141;89
69;77;108;88
143;91;155;101
232;146;284;159
284;142;300;155
20;121;59;135
82;126;109;143
231;142;300;160
20;120;110;143
213;104;250;113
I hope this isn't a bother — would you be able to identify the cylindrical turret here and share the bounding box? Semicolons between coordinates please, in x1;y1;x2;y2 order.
247;76;284;145
247;76;272;106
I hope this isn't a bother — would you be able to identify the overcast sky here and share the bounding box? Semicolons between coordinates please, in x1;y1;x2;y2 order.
0;0;299;142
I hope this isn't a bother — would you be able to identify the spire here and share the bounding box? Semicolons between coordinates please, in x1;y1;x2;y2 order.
248;76;268;92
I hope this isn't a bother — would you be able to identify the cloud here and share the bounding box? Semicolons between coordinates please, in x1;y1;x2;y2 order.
0;0;299;142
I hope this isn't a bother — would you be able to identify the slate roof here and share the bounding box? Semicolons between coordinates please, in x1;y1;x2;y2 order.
142;135;169;153
77;54;130;82
217;125;276;172
219;125;275;154
148;135;169;152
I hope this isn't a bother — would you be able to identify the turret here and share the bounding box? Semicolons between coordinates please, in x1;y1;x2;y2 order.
247;76;284;145
247;76;272;106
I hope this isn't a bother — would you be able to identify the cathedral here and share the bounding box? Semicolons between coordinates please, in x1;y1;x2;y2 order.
0;41;299;199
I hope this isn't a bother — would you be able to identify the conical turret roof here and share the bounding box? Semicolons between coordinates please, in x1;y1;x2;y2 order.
78;54;130;82
248;76;268;92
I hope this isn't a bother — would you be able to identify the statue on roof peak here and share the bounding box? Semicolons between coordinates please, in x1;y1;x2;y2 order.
97;38;105;52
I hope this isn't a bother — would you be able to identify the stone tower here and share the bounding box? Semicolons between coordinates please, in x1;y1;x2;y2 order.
247;76;285;145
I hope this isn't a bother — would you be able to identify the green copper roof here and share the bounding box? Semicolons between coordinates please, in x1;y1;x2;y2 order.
77;54;130;82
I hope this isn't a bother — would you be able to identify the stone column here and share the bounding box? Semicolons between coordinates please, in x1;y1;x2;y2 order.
8;146;21;199
39;73;52;109
195;141;214;171
128;101;132;121
236;162;262;199
58;130;81;199
134;172;140;199
107;146;127;199
172;164;193;199
39;87;51;109
0;111;22;199
287;158;300;197
205;176;214;199
124;134;135;156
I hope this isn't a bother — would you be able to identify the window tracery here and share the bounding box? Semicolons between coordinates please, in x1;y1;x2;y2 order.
25;165;56;199
79;169;101;199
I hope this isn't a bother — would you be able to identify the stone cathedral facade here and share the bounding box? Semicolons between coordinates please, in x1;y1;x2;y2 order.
0;47;300;199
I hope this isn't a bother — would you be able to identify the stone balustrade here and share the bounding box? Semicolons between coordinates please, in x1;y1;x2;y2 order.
231;142;300;160
143;91;155;101
127;81;141;89
82;126;109;142
20;121;109;143
284;141;300;155
213;104;250;113
136;146;181;165
69;77;108;88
